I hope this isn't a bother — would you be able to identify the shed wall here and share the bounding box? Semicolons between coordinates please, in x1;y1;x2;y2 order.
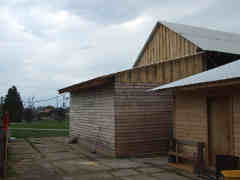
233;94;240;157
174;92;208;158
174;90;240;164
70;83;116;156
114;82;173;157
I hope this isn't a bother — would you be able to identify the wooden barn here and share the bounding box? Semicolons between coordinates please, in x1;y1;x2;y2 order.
59;21;240;157
151;60;240;170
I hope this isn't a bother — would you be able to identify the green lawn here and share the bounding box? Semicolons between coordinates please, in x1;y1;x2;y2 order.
9;119;69;138
10;119;69;129
10;129;69;139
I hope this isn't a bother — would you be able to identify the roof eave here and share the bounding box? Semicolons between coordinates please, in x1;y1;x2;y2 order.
58;74;115;94
152;77;240;92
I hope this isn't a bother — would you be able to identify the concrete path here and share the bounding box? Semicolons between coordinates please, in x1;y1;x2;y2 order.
7;137;202;180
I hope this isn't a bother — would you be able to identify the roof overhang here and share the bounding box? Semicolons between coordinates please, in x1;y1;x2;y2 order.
151;77;240;92
58;73;115;93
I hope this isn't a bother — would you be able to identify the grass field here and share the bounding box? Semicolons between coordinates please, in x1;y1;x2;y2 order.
9;119;69;138
10;119;69;129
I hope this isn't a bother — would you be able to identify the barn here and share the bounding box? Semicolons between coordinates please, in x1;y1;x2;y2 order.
151;59;240;171
59;21;240;157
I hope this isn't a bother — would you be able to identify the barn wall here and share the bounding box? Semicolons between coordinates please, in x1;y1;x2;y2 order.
69;82;116;156
134;24;199;67
113;54;204;157
114;82;173;157
119;54;203;84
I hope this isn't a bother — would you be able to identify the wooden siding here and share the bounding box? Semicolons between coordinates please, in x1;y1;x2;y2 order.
134;24;199;67
70;83;116;156
114;82;172;157
118;54;204;84
174;91;208;159
174;89;240;165
233;95;240;157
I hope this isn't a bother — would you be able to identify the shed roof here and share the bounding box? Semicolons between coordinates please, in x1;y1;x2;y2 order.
58;73;115;93
133;21;240;66
151;59;240;91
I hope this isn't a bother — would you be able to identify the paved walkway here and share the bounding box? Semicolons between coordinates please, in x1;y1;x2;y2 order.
7;137;202;180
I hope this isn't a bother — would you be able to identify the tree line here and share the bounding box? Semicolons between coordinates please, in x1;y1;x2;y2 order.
0;86;23;122
0;86;68;123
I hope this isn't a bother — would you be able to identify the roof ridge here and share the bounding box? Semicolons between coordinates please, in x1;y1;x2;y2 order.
159;21;240;36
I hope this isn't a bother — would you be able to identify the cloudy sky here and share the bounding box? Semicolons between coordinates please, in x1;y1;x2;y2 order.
0;0;239;106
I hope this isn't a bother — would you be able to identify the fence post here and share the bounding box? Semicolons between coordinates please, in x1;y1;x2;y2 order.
0;131;4;178
4;129;8;178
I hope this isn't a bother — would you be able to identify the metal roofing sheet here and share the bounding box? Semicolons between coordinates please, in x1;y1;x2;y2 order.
151;59;240;91
162;22;240;55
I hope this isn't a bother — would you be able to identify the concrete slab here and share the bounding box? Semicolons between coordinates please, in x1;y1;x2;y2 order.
121;175;158;180
111;169;139;177
44;152;85;161
9;143;37;154
53;159;112;175
8;137;197;180
137;167;166;174
72;173;115;180
37;146;72;153
161;166;179;172
10;153;41;162
151;172;190;180
98;159;149;169
131;157;168;166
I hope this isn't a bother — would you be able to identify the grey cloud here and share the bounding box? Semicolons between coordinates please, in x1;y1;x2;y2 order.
0;0;240;104
181;0;240;33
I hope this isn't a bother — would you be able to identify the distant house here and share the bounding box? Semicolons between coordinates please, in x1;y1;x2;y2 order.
44;107;53;113
151;59;240;169
59;21;240;157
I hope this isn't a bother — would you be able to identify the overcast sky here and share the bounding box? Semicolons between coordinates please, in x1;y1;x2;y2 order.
0;0;240;106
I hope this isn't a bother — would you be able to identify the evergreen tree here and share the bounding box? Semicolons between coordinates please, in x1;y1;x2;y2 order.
3;86;23;122
0;96;4;118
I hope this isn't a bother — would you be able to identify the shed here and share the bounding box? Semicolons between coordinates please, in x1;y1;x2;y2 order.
59;21;240;157
151;59;240;168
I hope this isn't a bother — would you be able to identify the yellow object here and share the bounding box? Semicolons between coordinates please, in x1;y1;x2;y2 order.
221;170;240;180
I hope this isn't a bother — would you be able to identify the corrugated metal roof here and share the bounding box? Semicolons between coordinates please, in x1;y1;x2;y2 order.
151;59;240;91
162;21;240;55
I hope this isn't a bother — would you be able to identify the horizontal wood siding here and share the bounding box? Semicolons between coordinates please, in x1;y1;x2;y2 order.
134;24;199;67
118;54;203;84
175;89;240;164
174;92;208;159
70;83;116;156
114;82;173;157
233;95;240;157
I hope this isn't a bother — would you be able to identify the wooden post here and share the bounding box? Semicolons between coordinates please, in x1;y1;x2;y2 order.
176;143;179;163
4;129;8;178
0;132;4;178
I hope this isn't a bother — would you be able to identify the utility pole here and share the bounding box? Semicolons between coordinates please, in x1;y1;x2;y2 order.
31;97;35;109
62;95;66;108
56;96;59;108
0;96;4;115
